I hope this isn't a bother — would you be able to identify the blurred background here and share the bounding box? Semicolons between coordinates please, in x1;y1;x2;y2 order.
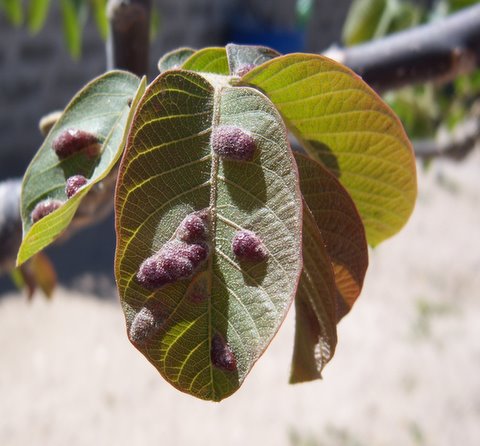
1;1;480;445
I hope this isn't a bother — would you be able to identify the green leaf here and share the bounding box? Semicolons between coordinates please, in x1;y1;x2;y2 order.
157;47;195;73
115;70;303;401
226;43;280;77
91;0;108;40
17;71;145;266
342;0;387;45
243;54;417;246
27;0;50;33
60;0;81;59
182;47;229;74
30;252;57;298
291;206;337;383
1;0;23;25
295;153;368;321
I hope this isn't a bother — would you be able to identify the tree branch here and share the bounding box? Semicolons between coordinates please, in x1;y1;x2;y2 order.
106;0;152;76
324;4;480;92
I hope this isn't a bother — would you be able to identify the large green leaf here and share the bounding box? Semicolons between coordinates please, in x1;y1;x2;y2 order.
295;153;368;320
182;47;229;74
291;206;337;383
17;71;145;266
242;54;417;246
115;70;303;401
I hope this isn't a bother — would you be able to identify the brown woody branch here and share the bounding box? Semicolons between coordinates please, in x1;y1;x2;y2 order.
106;0;152;76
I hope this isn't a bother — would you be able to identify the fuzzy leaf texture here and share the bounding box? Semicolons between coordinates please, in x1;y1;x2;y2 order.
242;54;417;246
115;69;303;401
17;71;145;266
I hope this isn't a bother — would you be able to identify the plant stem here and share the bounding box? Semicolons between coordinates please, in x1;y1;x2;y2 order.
106;0;152;76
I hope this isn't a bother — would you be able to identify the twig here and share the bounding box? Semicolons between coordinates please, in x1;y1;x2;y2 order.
413;115;480;161
106;0;152;76
324;4;480;92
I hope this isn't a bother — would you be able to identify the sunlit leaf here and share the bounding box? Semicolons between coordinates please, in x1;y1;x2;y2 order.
115;70;303;401
182;47;229;74
243;54;417;246
17;72;145;266
27;0;50;33
291;206;337;383
295;153;368;320
158;47;195;73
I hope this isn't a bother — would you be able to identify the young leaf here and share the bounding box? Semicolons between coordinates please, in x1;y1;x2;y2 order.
157;47;195;73
226;43;280;77
115;70;303;401
182;47;229;74
295;153;368;321
27;0;50;33
17;71;145;266
291;206;337;383
242;54;417;246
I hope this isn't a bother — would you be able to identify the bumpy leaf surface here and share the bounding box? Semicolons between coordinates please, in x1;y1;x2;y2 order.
115;70;303;401
18;71;145;265
295;153;368;320
242;54;417;246
226;43;280;76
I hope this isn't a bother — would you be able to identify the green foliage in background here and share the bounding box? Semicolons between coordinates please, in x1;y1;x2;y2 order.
343;0;480;139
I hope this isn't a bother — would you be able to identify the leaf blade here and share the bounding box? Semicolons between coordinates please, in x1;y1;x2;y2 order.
295;153;368;320
291;206;337;383
182;47;229;74
115;70;303;401
243;54;417;246
17;71;145;265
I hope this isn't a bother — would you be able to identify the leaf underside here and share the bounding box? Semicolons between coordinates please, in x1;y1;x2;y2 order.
295;153;368;321
291;206;337;383
115;70;303;401
157;47;195;73
242;54;417;246
18;71;144;266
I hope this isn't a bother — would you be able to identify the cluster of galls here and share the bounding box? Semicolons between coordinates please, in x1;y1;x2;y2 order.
30;128;98;224
136;211;211;290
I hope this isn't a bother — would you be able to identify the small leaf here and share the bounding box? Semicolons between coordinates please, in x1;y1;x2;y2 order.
17;72;145;266
226;43;280;77
115;70;303;401
243;54;417;246
291;206;337;383
27;0;50;33
30;252;57;298
295;153;368;320
1;0;23;25
158;47;195;73
60;0;81;59
182;47;229;74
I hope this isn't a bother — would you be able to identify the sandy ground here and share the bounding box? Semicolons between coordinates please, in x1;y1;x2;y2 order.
1;153;480;446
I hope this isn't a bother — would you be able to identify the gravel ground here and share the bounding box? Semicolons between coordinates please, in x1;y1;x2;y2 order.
1;153;480;446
